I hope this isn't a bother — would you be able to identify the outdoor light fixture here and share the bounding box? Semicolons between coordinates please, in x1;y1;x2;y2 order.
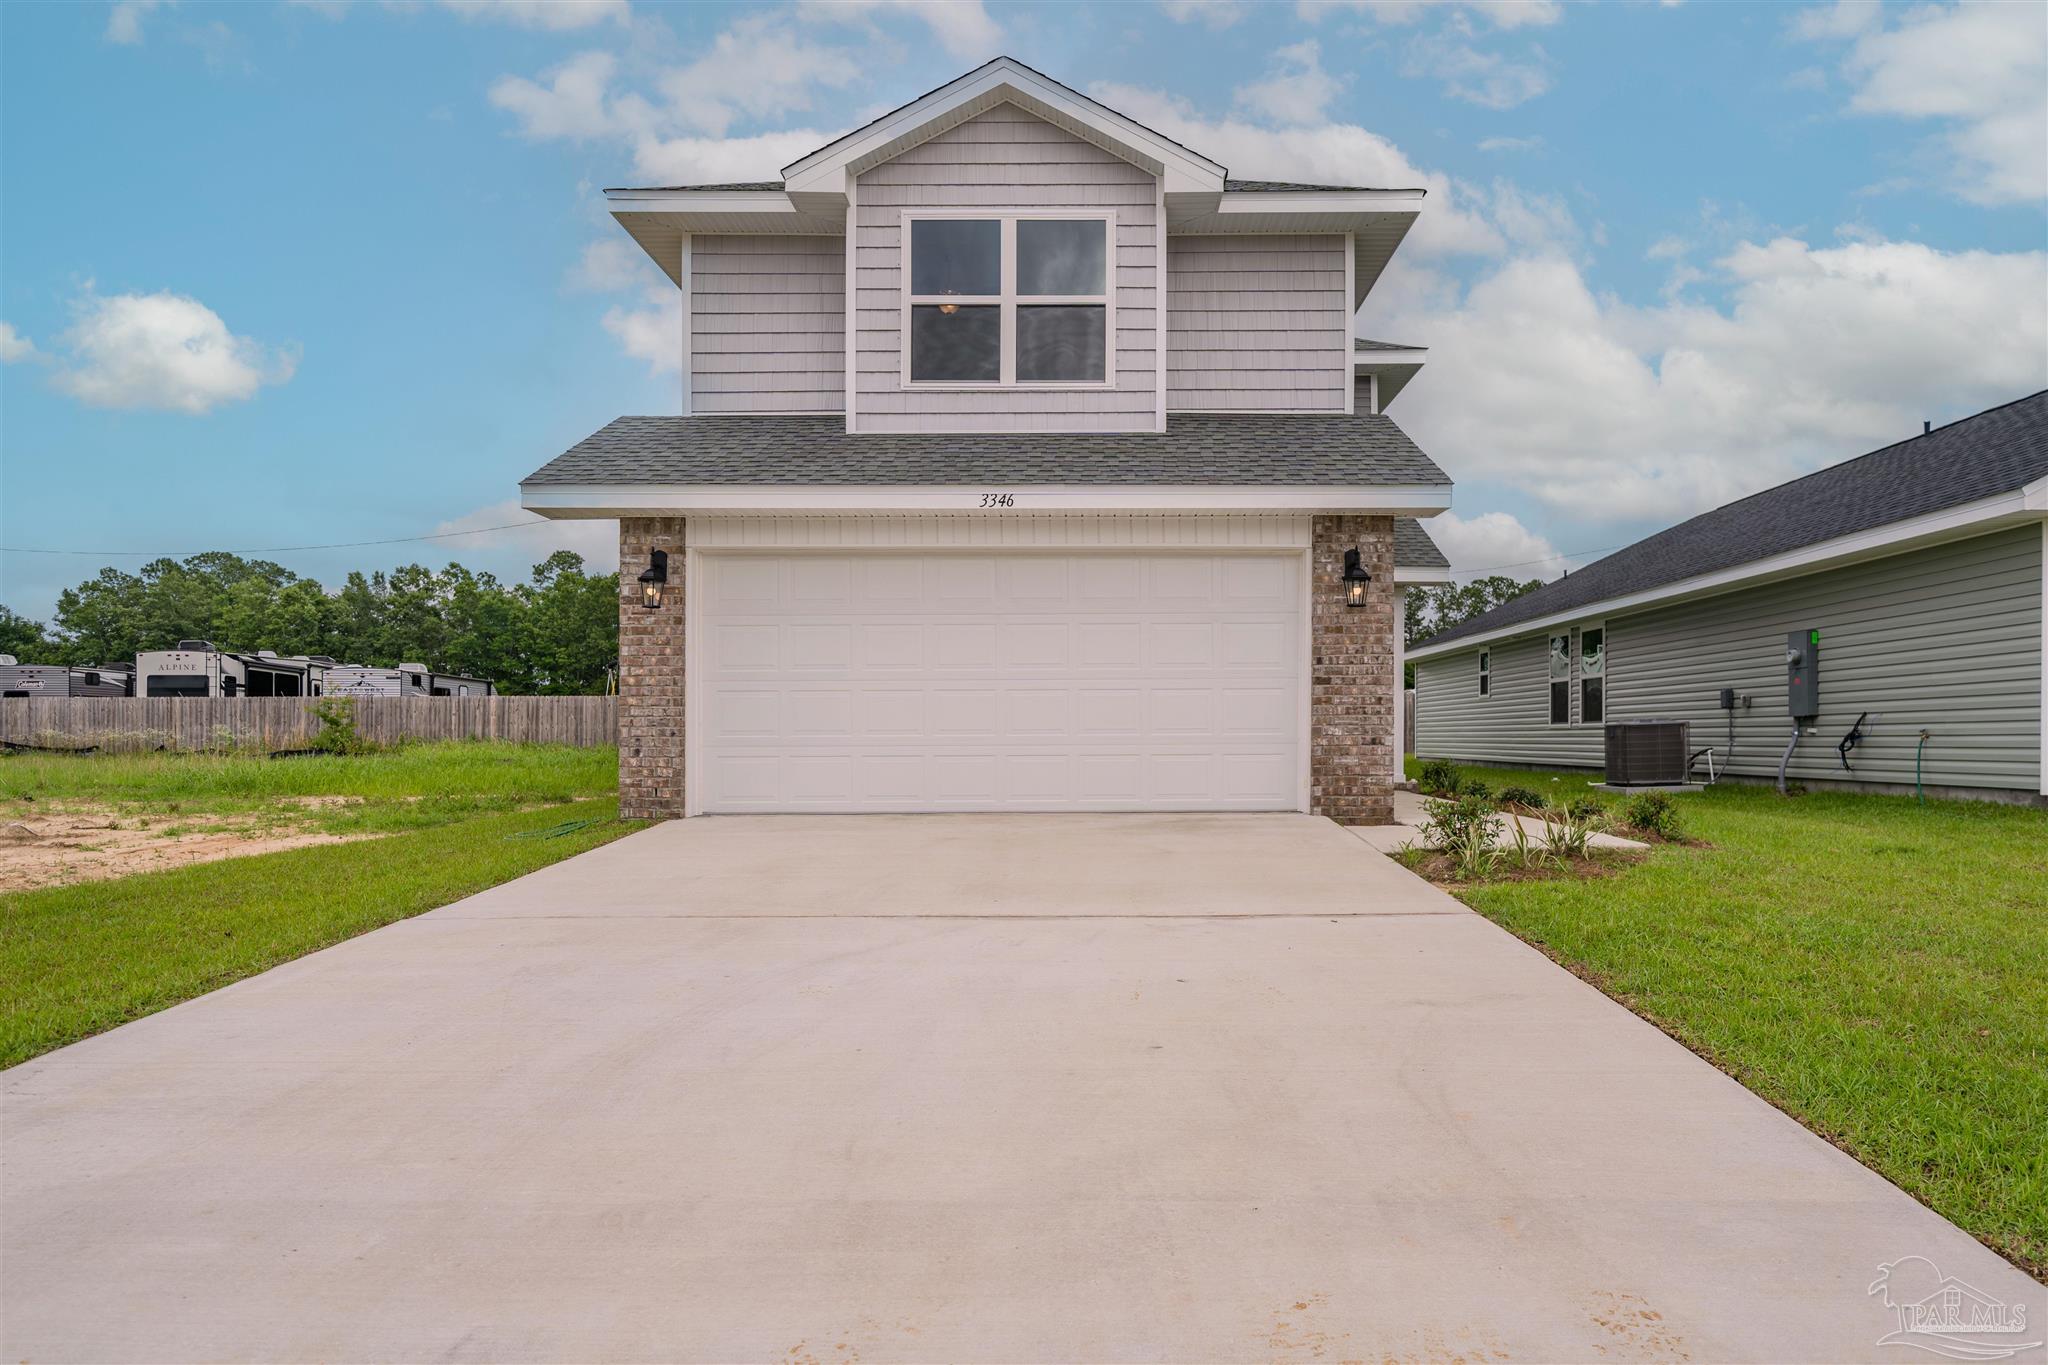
638;549;669;611
1342;547;1371;607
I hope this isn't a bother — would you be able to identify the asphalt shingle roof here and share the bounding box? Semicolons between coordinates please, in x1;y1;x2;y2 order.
1418;391;2048;650
521;411;1451;488
1393;518;1449;570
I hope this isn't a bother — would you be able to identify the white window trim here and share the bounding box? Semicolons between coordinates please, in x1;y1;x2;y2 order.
1477;647;1490;698
899;208;1117;391
1576;621;1606;727
1547;632;1572;727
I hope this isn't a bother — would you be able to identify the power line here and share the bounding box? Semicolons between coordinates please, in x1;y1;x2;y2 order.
0;520;548;558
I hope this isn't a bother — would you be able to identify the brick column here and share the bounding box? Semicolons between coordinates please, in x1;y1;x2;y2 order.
618;517;686;819
1310;514;1397;825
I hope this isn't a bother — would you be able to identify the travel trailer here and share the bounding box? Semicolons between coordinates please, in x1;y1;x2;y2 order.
133;642;335;698
0;660;135;697
325;663;496;698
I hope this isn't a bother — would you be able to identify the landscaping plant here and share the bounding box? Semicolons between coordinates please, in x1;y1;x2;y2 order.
1415;757;1461;796
1496;785;1547;810
1539;798;1604;860
1618;790;1686;840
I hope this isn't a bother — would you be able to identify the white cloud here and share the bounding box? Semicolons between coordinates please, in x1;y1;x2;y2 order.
437;0;629;30
796;0;1002;63
569;237;658;292
430;501;620;572
0;322;38;364
106;0;166;44
1477;134;1543;153
1086;81;1507;258
625;127;835;186
1404;30;1552;108
1235;40;1345;126
602;284;682;377
1159;0;1246;30
1425;510;1571;581
1799;0;2047;206
1298;0;1561;29
52;289;297;415
492;17;859;147
1371;235;2048;525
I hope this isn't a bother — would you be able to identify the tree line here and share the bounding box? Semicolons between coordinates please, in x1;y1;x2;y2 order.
0;551;619;695
1402;574;1544;685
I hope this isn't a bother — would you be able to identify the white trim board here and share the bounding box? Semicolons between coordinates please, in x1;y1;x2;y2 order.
524;485;1455;516
1409;487;2048;662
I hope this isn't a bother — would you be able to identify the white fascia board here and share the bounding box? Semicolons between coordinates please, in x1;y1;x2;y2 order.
522;484;1455;517
782;59;1226;199
1394;567;1454;585
606;189;794;213
1352;348;1429;368
1407;488;2048;662
1217;189;1425;215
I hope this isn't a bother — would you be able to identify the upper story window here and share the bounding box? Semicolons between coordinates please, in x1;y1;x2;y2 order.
1477;649;1490;697
905;213;1112;387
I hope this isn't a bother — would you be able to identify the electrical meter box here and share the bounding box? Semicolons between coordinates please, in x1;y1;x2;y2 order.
1786;628;1820;719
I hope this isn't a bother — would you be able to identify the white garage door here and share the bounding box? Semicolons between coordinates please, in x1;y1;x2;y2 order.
695;551;1304;813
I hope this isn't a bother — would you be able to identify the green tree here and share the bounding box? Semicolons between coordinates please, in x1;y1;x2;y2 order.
1403;574;1545;686
0;605;55;661
519;551;617;694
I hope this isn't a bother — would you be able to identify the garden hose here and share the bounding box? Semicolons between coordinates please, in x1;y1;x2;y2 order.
1915;730;1932;805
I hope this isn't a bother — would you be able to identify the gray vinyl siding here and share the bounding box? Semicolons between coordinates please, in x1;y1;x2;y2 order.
692;235;844;414
852;102;1158;433
1415;525;2044;792
1166;234;1348;411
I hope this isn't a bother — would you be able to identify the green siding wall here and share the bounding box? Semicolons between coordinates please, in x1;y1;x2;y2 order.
1415;525;2044;792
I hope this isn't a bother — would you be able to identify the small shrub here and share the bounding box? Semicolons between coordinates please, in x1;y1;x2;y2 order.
1458;778;1492;801
1416;757;1462;796
1540;798;1604;860
1496;784;1546;810
1619;790;1686;840
1564;795;1607;821
1419;794;1502;880
309;697;372;756
1504;816;1555;872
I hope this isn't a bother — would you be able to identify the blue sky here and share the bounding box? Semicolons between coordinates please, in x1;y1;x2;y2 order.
3;0;2044;621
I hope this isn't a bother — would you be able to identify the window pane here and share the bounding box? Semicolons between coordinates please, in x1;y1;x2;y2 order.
1016;305;1105;382
1017;219;1106;295
1549;635;1571;681
1581;627;1605;677
910;304;1000;381
1582;677;1604;724
1551;679;1570;724
910;219;999;296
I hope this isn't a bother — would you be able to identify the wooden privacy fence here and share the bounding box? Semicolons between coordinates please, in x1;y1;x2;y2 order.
0;696;618;752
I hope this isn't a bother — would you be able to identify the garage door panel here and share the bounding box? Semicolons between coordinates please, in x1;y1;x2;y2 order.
697;552;1303;813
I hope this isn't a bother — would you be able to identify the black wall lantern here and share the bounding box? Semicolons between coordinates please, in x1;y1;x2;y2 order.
637;549;669;611
1342;547;1372;607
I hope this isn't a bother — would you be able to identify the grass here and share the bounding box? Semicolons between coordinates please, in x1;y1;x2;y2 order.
1406;758;2048;1274
1;744;639;1067
0;742;619;836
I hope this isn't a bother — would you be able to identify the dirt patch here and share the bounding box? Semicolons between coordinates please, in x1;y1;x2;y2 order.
0;806;382;893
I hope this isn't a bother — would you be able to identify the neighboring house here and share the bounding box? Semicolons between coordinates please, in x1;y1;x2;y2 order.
1409;392;2048;803
521;58;1455;821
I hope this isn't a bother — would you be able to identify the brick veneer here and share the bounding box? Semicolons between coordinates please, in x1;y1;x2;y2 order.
618;517;686;819
1310;514;1398;825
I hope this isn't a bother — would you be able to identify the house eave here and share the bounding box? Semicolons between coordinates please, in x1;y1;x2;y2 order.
1408;487;2048;662
521;484;1455;518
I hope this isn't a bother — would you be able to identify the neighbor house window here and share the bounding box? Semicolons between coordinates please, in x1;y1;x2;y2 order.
1548;633;1571;725
1579;626;1605;724
1477;649;1490;697
906;213;1111;386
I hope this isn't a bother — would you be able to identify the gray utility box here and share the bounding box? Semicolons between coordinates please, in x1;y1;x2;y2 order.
1786;628;1820;719
1605;720;1691;786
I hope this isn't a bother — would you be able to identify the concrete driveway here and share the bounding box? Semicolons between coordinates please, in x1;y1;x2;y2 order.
4;814;2039;1363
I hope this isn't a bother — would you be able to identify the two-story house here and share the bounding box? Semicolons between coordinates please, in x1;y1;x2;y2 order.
520;58;1454;822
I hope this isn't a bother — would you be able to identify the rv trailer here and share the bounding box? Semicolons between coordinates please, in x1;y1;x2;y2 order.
325;663;496;698
135;642;328;698
0;662;135;697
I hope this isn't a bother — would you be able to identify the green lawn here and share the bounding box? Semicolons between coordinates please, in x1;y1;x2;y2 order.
1;745;639;1067
1408;759;2048;1274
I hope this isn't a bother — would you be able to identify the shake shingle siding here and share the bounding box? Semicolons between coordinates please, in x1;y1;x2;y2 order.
853;103;1159;433
691;235;844;413
1167;235;1349;411
1415;527;2043;793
